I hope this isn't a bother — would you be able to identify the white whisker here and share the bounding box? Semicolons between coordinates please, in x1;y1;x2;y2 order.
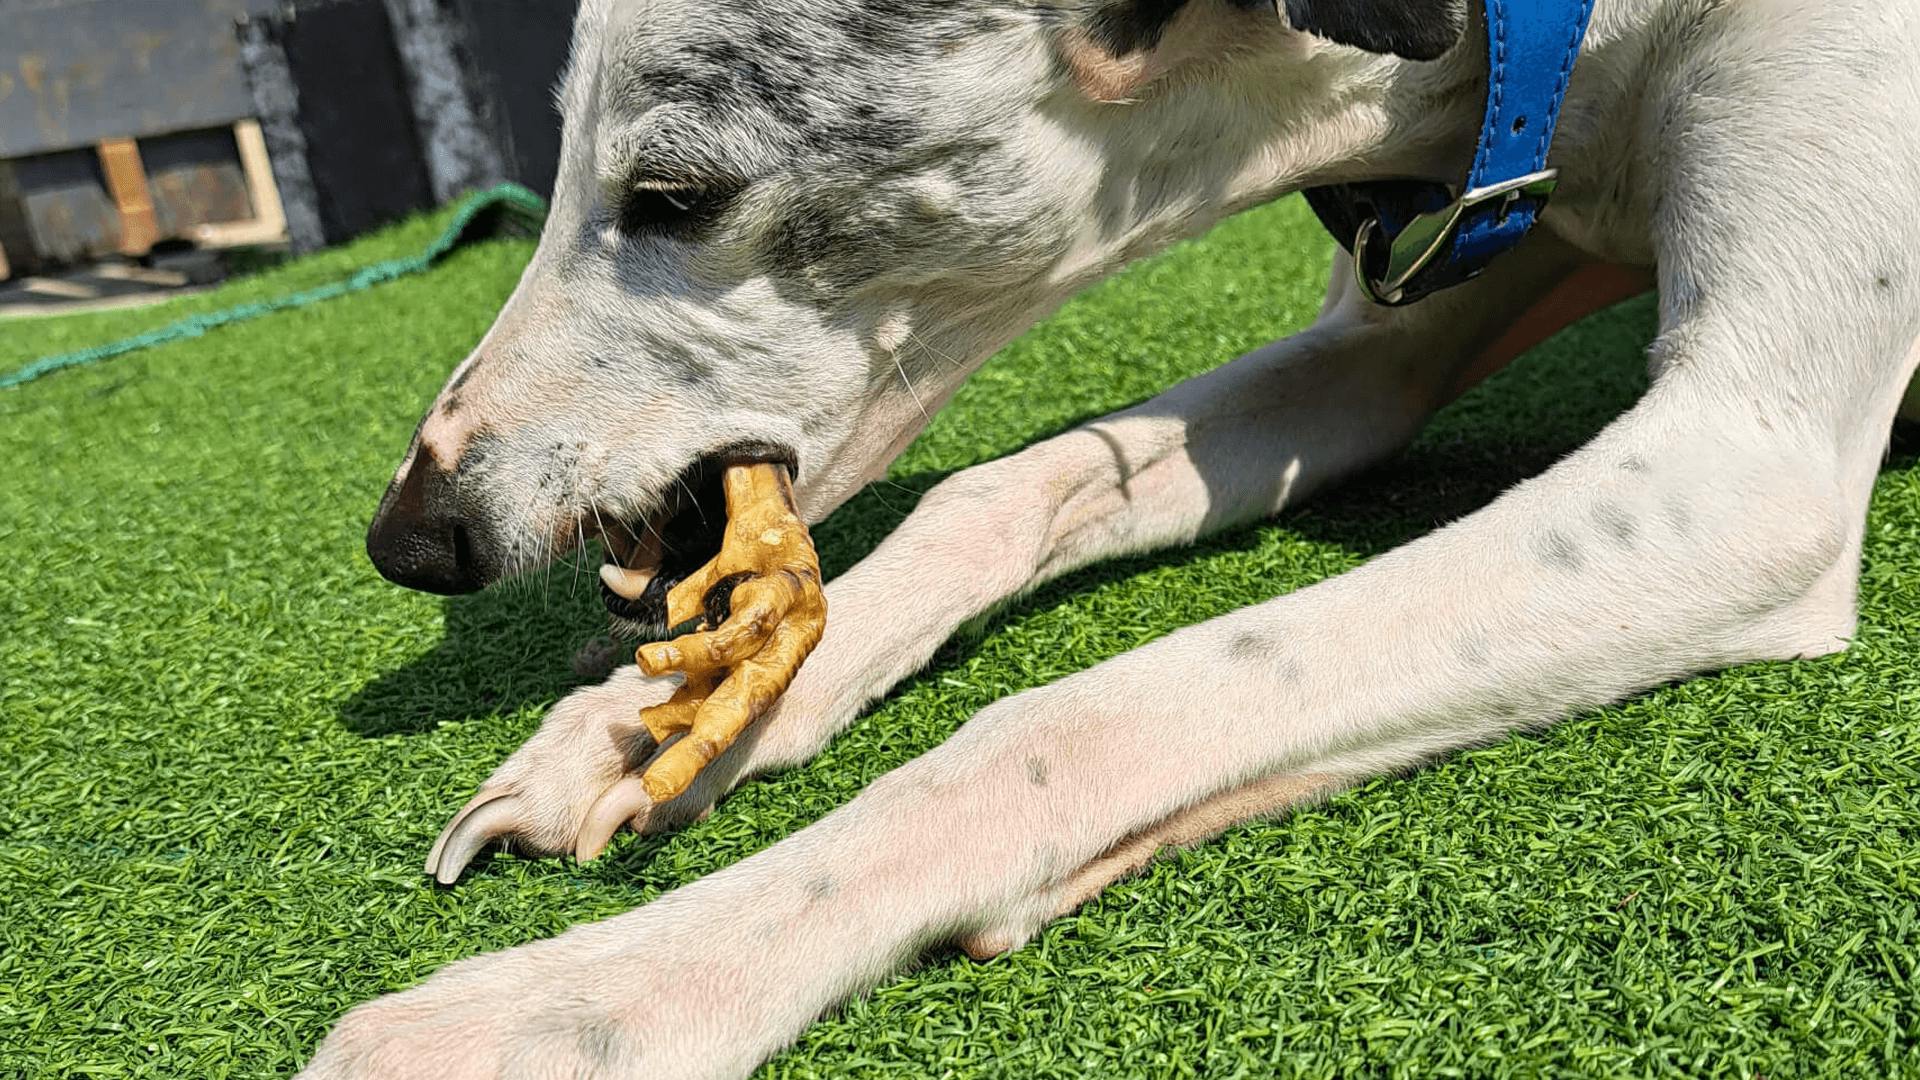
893;353;932;422
907;330;965;373
676;474;708;526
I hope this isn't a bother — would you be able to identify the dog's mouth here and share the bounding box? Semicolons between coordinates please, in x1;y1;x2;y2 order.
591;457;730;634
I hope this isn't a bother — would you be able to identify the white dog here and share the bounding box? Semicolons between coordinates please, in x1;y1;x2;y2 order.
315;0;1920;1075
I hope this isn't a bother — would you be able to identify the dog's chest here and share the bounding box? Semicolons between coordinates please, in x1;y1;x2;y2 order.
1539;177;1661;269
1528;12;1683;269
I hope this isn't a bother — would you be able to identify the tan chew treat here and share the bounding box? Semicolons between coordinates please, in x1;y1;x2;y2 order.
632;462;825;802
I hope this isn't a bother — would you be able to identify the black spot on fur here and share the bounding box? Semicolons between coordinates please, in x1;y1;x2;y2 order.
642;21;937;167
621;728;657;772
571;1016;629;1069
1227;632;1271;661
1661;495;1695;538
1591;500;1638;547
1085;0;1189;55
816;98;922;157
765;207;843;276
1083;0;1272;56
1282;0;1467;61
1535;529;1584;572
455;429;502;474
759;136;1014;292
807;874;838;899
1026;756;1050;786
1227;632;1302;682
446;358;481;396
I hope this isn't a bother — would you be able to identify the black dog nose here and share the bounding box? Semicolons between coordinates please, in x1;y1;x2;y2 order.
365;452;487;594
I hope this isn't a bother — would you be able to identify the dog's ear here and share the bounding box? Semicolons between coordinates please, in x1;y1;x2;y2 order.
1057;1;1463;104
1058;0;1268;103
1280;0;1468;61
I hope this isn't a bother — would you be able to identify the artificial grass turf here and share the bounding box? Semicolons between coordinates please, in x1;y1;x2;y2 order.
2;194;1917;1079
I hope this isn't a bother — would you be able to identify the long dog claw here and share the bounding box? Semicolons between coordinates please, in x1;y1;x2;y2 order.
630;462;825;803
575;775;653;862
425;791;524;885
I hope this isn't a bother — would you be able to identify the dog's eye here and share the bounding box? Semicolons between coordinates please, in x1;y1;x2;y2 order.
618;184;721;236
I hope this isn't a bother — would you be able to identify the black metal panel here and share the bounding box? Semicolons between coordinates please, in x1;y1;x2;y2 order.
0;162;43;277
450;0;579;198
276;0;435;242
0;0;278;157
8;148;118;264
141;127;252;235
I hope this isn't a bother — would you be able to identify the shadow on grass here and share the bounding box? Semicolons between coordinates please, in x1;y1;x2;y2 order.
1889;420;1920;471
337;569;614;736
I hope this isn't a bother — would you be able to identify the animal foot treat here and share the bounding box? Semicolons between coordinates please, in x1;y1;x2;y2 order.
631;461;825;802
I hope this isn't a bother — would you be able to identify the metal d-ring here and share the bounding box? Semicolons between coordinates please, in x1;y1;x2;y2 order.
1354;169;1561;306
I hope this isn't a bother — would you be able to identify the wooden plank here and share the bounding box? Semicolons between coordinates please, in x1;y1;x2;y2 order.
189;120;288;247
232;119;285;235
96;137;159;256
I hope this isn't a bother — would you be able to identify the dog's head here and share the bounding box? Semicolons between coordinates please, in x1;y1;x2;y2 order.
365;0;1468;631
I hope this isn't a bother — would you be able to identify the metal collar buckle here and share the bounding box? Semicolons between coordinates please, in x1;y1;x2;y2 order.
1352;169;1560;305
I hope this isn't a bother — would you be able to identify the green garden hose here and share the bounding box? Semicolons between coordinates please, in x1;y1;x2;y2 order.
0;182;549;391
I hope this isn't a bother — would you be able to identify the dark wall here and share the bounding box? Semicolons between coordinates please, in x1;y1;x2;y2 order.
276;0;435;241
453;0;580;198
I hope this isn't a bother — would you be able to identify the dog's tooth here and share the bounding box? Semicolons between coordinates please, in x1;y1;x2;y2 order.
599;561;656;600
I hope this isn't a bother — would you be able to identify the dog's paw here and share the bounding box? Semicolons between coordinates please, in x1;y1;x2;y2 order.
425;666;675;883
296;937;626;1079
297;908;765;1080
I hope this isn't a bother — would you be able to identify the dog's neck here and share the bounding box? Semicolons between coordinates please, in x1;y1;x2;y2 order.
819;19;1497;518
1043;26;1485;294
1247;39;1486;192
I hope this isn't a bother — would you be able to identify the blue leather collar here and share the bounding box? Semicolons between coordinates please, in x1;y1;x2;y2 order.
1303;0;1596;305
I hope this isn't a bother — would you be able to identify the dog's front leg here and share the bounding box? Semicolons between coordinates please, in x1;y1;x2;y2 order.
309;299;1906;1076
430;240;1617;876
